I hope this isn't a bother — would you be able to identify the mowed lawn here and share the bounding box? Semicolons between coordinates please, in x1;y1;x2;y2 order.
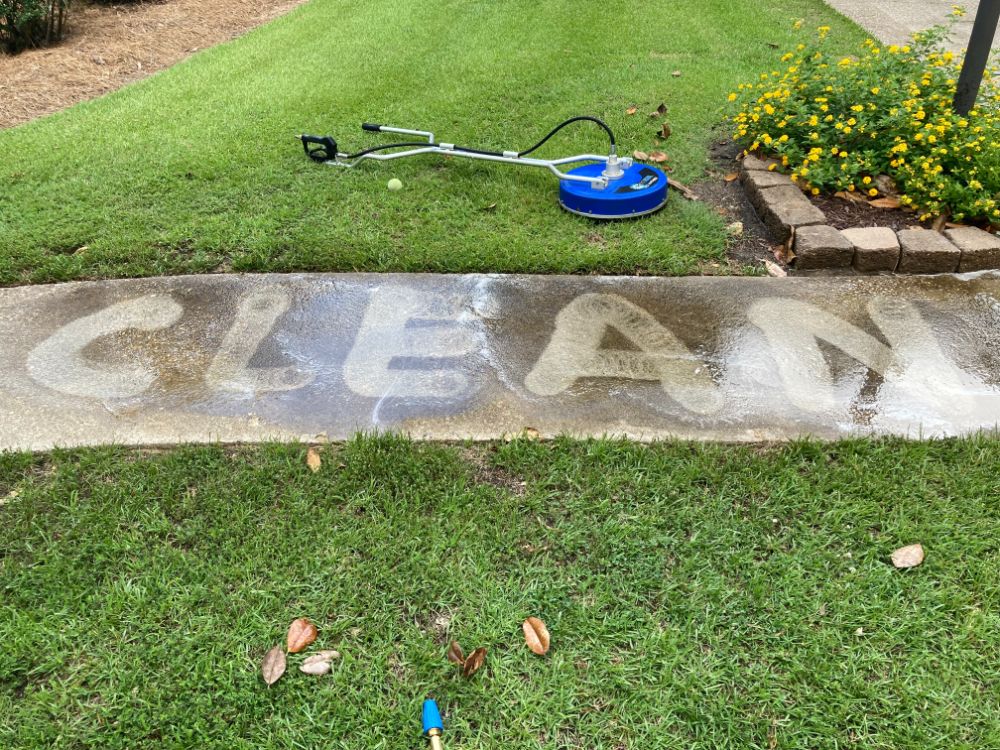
0;0;863;284
2;437;999;749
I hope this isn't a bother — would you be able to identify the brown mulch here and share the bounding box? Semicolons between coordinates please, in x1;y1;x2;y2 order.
0;0;306;129
810;193;930;232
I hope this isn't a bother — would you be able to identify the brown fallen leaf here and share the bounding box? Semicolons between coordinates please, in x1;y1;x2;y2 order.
306;446;322;473
659;123;672;140
447;640;465;665
834;190;868;205
648;151;668;163
632;150;650;161
869;197;902;210
287;618;318;653
668;178;699;201
890;543;924;569
463;647;487;678
763;259;787;277
523;427;540;440
300;654;333;675
648;103;667;118
522;617;551;655
261;645;286;686
625;106;638;116
724;172;739;182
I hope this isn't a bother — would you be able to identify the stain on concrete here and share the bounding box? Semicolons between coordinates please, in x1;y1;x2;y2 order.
1;272;999;450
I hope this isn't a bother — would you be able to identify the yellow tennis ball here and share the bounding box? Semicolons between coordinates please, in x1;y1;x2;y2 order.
387;178;403;191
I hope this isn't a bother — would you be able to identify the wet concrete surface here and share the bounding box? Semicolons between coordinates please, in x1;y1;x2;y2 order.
1;272;1000;450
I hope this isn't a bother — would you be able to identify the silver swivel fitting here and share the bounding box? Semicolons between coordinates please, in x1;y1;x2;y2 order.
602;148;625;181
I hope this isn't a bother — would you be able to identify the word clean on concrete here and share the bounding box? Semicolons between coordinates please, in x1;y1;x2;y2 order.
1;273;999;449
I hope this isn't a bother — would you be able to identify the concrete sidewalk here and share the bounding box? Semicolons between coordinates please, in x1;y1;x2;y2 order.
2;272;999;450
826;0;999;53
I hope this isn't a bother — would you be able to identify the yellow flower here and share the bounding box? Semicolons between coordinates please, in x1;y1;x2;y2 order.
728;93;738;102
851;105;864;112
871;87;881;95
812;188;820;195
768;164;778;171
868;188;878;197
862;176;872;185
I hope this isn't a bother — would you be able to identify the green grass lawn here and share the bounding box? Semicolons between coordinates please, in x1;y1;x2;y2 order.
2;436;998;749
0;0;864;285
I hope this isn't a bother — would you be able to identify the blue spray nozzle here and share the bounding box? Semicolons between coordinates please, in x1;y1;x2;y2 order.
422;698;443;734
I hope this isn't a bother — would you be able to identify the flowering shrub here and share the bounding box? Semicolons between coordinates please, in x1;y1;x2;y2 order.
726;13;1000;225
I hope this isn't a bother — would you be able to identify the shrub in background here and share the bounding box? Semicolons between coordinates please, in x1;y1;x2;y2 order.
0;0;69;54
727;12;1000;225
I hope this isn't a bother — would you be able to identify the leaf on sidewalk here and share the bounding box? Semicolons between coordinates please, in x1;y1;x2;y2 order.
306;447;322;473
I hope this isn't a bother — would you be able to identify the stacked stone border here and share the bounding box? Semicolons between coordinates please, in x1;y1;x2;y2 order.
740;155;1000;273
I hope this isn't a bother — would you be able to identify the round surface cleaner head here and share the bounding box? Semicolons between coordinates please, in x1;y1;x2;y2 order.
559;162;668;219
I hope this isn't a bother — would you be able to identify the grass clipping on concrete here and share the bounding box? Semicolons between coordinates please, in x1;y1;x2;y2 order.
2;436;999;748
0;0;864;283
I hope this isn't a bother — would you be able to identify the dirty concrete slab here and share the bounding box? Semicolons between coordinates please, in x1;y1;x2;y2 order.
825;0;1000;53
1;272;999;450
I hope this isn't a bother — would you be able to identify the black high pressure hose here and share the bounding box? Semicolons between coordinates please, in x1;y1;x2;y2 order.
338;116;616;160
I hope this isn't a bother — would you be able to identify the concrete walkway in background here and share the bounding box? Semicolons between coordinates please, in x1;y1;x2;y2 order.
825;0;1000;53
2;272;999;450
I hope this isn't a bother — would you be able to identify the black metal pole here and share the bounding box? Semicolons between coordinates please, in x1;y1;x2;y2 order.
953;0;1000;114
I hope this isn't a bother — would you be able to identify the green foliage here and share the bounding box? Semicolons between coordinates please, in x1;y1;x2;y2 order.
728;17;1000;224
0;0;68;54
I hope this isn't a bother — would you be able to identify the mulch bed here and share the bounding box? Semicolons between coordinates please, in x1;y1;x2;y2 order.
810;193;930;232
0;0;306;129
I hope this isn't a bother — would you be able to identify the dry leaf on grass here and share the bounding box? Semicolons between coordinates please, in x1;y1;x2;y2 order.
522;617;551;655
306;446;322;472
668;179;699;201
287;618;318;653
633;150;650;161
299;652;338;675
625;106;638;115
724;172;739;182
659;123;671;140
890;543;924;569
648;103;667;118
671;70;682;77
447;640;465;665
462;647;487;678
648;151;668;163
261;645;286;686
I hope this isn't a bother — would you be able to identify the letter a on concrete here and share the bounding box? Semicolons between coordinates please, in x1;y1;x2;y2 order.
525;293;723;414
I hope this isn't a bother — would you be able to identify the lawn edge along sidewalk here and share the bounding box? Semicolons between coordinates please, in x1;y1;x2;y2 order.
741;154;1000;273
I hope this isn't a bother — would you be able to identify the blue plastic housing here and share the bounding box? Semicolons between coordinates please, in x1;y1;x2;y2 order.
422;699;443;734
559;162;668;219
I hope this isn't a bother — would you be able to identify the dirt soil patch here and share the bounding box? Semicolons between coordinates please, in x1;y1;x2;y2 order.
701;138;779;272
811;193;929;232
0;0;306;129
